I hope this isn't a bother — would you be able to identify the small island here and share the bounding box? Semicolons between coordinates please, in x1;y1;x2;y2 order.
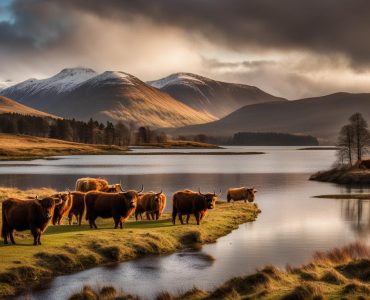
310;113;370;184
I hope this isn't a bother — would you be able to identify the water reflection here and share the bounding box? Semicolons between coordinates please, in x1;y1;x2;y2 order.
341;199;370;237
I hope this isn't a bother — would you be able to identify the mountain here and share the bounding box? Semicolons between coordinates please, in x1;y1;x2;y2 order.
169;92;370;144
1;68;98;108
148;72;286;118
0;80;16;91
0;96;56;118
0;68;215;128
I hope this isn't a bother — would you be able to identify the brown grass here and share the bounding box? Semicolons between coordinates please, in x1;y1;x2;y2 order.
0;133;128;160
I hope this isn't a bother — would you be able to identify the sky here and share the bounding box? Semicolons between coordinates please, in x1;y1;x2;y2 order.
1;0;370;99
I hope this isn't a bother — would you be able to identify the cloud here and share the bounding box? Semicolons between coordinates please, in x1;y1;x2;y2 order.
1;0;370;99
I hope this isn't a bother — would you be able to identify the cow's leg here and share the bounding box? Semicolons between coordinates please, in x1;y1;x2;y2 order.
135;212;139;221
37;232;42;245
78;214;82;226
9;229;16;244
186;214;190;224
31;227;38;245
3;225;8;244
120;220;123;229
155;211;159;220
194;212;201;225
114;217;119;229
68;213;72;225
146;212;151;220
93;218;98;229
172;208;177;225
179;213;184;225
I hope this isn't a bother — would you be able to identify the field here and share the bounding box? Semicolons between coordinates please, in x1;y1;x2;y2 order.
0;133;128;160
70;242;370;300
0;187;260;298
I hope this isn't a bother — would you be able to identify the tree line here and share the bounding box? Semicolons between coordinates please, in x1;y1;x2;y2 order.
0;113;167;146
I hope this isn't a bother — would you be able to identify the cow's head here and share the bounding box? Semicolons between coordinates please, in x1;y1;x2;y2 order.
199;189;219;209
247;187;257;202
38;197;58;220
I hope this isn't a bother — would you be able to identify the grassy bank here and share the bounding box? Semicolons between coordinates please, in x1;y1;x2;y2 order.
132;140;220;149
0;187;260;298
310;166;370;185
69;242;370;300
0;133;128;160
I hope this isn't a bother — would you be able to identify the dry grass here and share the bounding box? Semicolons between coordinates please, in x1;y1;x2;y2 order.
68;242;370;300
0;133;128;160
310;166;370;184
0;96;56;118
0;187;260;298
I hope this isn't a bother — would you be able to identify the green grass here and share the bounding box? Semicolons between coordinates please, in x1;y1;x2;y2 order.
69;242;370;300
0;188;260;298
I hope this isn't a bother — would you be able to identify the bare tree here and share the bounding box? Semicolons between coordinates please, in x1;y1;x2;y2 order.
349;112;370;162
337;124;355;166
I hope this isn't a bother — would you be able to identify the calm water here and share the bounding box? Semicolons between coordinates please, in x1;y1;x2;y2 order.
2;147;369;299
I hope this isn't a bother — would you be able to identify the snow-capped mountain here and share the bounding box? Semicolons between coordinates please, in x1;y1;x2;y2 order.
148;72;286;118
0;96;56;118
0;80;17;92
0;68;215;128
1;68;97;107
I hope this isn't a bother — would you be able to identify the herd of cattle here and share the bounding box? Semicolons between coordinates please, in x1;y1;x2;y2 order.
1;178;257;245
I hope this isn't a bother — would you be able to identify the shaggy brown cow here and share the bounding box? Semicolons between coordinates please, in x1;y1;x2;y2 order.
1;196;61;245
227;187;257;203
75;177;123;193
135;191;166;220
52;192;73;225
67;192;86;226
172;189;218;225
85;188;142;229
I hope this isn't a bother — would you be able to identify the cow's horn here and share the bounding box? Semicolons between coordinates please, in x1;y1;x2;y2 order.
157;189;163;195
138;185;144;193
198;188;204;195
215;189;222;196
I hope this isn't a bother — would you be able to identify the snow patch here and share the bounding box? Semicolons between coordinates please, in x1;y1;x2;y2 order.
148;73;206;89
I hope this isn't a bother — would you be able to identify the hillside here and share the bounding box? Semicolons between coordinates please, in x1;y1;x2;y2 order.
0;96;56;118
0;133;128;160
148;72;286;118
170;92;370;144
0;68;215;128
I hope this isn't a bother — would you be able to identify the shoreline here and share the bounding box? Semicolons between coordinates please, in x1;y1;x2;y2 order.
314;193;370;199
68;242;370;300
310;167;370;185
0;194;260;298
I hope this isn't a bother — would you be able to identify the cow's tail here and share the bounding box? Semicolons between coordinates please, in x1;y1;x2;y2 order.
172;195;177;225
1;202;7;238
227;192;231;202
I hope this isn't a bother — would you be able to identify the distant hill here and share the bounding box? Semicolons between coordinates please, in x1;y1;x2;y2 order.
232;132;319;146
0;96;56;118
0;68;215;128
148;72;286;118
170;92;370;144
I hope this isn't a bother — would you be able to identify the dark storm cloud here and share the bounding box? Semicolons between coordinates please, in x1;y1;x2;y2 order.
2;0;370;67
62;0;370;69
0;0;74;52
